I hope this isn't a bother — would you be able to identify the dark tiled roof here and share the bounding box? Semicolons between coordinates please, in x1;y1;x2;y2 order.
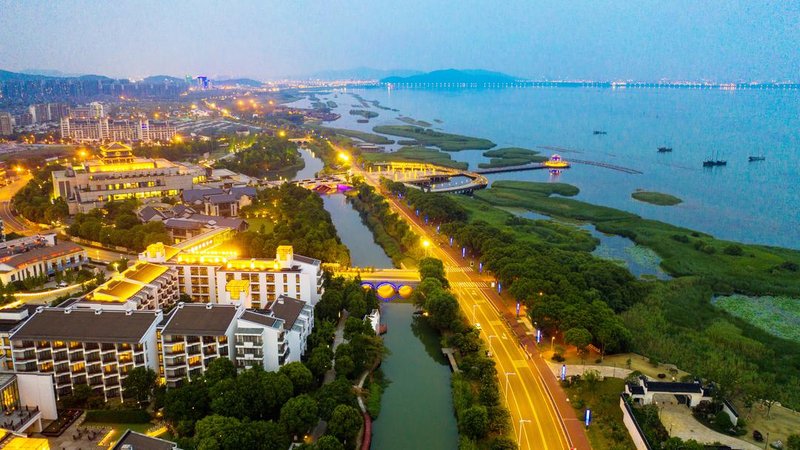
206;193;238;204
161;303;238;336
643;380;703;394
230;186;257;198
163;218;205;230
268;296;305;330
241;310;280;328
182;188;223;203
172;204;194;217
293;254;320;265
112;430;177;450
138;206;167;222
11;308;160;343
0;242;84;270
627;384;645;395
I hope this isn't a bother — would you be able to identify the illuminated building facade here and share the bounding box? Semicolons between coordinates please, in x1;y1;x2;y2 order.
74;261;179;311
51;142;200;214
9;308;162;401
0;234;87;285
59;117;176;143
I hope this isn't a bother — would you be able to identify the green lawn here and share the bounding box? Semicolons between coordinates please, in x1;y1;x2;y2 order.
631;190;682;206
361;146;469;170
372;125;496;151
245;218;275;233
563;378;635;450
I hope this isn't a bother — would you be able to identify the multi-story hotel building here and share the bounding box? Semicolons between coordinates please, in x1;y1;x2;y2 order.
0;234;87;285
51;142;201;214
9;308;162;401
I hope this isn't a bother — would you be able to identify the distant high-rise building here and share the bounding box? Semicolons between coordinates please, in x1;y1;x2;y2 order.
60;117;175;143
28;103;50;123
196;76;210;90
0;112;13;135
69;102;104;119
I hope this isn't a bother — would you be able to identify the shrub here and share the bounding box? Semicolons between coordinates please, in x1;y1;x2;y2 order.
723;245;744;256
657;373;666;379
551;353;565;362
714;411;733;430
83;408;151;423
671;234;690;243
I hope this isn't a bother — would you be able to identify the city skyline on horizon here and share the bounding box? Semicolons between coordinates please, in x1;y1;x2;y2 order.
0;1;798;82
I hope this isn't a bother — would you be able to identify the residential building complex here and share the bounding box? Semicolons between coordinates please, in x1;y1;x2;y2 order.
9;308;163;401
137;204;247;244
51;142;202;214
74;261;179;311
59;117;176;143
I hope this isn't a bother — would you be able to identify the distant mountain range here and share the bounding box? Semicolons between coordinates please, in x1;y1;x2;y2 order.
143;75;186;83
381;69;523;84
299;67;423;81
21;69;86;78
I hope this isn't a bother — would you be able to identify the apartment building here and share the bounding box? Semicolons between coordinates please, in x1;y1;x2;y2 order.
141;242;323;307
60;117;176;143
51;142;201;214
235;310;287;372
267;295;313;363
0;112;13;135
9;308;162;401
157;303;238;387
76;261;179;311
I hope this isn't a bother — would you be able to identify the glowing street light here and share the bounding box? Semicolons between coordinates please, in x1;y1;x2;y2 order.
337;152;350;163
278;130;287;138
422;239;431;256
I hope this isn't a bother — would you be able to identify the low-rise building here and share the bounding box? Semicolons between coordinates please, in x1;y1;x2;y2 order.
267;295;313;363
0;238;86;285
112;430;180;450
235;310;287;372
51;143;202;214
9;307;162;401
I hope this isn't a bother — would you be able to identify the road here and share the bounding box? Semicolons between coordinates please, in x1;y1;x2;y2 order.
0;174;34;235
342;146;589;449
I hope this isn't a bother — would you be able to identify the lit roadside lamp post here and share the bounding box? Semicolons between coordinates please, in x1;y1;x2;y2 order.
504;371;517;403
421;239;430;257
517;419;531;446
472;304;478;323
487;335;496;355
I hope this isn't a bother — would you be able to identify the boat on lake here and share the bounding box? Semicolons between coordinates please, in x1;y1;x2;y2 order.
657;146;673;153
593;130;607;135
748;156;766;162
703;151;727;167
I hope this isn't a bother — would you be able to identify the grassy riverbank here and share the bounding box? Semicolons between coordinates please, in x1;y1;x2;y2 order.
474;181;800;296
397;116;432;127
631;190;682;206
360;146;468;170
308;125;395;145
478;147;548;168
372;125;496;151
350;109;379;119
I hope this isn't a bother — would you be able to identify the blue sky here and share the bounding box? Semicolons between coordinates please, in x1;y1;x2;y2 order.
0;0;797;80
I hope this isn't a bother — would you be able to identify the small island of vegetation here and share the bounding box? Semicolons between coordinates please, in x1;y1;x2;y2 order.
397;116;432;127
349;109;379;119
632;190;683;206
308;125;395;145
372;125;495;151
478;147;548;168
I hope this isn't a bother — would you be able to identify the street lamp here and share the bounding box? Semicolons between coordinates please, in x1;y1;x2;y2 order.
517;419;531;446
504;371;517;403
487;335;496;355
422;239;430;256
472;304;478;323
551;336;556;353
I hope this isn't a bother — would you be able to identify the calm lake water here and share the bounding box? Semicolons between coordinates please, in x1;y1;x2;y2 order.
370;303;459;450
303;87;800;250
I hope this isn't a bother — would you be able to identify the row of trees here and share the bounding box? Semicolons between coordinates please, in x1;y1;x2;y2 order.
134;138;223;161
215;136;303;178
11;166;69;225
413;258;517;449
67;199;170;251
346;180;420;266
383;179;469;224
236;183;351;265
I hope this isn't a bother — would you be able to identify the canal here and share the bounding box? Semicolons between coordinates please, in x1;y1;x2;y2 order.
292;148;458;448
370;303;459;450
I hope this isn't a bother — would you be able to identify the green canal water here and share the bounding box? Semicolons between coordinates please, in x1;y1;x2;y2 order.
371;303;459;450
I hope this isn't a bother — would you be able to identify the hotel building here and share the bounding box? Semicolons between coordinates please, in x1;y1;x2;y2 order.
74;261;180;311
51;143;202;214
0;234;87;285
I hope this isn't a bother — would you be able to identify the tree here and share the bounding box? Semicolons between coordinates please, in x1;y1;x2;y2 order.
316;378;357;421
786;434;800;450
164;380;210;436
564;327;593;358
462;405;489;439
279;362;315;395
280;394;319;437
204;357;237;386
327;404;363;446
490;437;518;450
123;367;157;405
307;345;334;378
315;435;345;450
418;257;448;287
